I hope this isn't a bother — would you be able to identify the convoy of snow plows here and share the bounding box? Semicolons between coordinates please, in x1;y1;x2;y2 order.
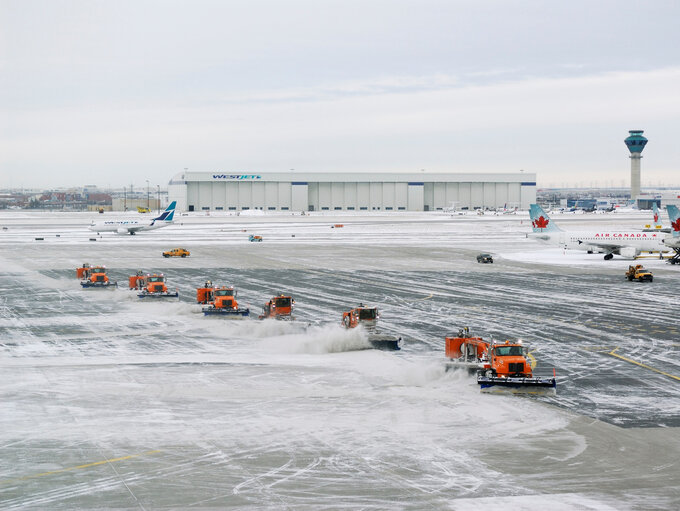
75;263;555;395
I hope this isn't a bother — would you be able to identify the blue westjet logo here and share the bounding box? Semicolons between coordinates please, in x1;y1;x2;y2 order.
212;174;262;180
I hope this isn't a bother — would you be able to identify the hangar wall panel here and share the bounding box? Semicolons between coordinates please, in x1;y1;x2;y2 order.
382;182;395;209
457;183;470;209
331;183;344;210
278;182;292;209
407;184;424;211
344;183;357;209
238;182;252;209
307;183;318;210
187;184;199;211
264;182;278;210
226;183;239;209
357;183;370;210
508;183;521;207
319;183;331;210
198;182;212;210
495;183;508;208
470;183;484;209
370;183;383;209
291;184;306;211
395;183;408;210
483;183;495;208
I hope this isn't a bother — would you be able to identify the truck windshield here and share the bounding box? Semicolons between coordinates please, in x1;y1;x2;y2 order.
148;276;164;282
215;289;234;296
494;346;523;356
358;308;377;320
92;268;106;273
274;297;291;307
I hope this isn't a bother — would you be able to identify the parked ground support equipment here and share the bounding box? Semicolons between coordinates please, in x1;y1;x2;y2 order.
625;264;653;282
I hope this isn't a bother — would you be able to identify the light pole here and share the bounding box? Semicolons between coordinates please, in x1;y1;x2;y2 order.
157;185;160;213
146;180;150;209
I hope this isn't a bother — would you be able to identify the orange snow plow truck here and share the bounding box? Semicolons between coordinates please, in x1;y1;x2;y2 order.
477;340;556;394
196;281;250;317
259;295;294;320
129;271;179;298
79;264;117;288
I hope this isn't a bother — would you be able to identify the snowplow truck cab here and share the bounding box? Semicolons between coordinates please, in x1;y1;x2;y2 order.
260;295;294;319
485;341;532;378
626;264;653;282
213;287;239;310
145;275;168;294
87;267;109;284
342;306;379;331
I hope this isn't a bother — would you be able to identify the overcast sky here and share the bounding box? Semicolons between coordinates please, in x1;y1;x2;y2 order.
1;0;679;190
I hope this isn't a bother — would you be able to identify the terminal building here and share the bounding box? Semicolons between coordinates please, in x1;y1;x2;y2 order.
168;171;536;212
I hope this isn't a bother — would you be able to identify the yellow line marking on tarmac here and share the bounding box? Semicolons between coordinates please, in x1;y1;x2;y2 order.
607;348;680;382
0;450;161;485
415;293;433;301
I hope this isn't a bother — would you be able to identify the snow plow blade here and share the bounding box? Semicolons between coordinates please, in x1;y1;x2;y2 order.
203;307;250;317
477;375;556;395
137;291;179;298
367;334;401;351
81;281;117;288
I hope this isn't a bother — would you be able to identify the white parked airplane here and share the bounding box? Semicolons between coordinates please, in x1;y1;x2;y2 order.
89;201;177;235
528;204;668;260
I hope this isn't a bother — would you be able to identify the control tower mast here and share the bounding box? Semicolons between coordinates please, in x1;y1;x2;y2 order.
624;130;648;200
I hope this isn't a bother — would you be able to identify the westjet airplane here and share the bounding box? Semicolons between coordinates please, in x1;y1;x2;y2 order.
528;204;668;260
89;201;177;235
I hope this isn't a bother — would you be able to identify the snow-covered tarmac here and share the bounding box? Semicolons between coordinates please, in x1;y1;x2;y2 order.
1;209;679;509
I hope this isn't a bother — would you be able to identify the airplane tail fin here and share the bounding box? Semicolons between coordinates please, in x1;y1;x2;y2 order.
652;202;663;229
153;201;177;222
667;205;680;238
529;204;562;232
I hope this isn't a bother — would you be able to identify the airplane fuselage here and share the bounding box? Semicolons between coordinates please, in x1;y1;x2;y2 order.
530;230;668;255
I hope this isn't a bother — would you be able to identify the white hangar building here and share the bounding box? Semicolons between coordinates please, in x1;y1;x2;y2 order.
168;171;536;212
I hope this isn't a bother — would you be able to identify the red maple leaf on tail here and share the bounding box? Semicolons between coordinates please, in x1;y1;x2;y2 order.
672;218;680;232
532;216;549;229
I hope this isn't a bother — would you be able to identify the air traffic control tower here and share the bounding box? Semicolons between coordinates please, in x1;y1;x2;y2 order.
624;129;648;199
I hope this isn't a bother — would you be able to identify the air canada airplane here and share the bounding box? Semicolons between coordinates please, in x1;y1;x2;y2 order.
89;201;177;235
528;204;668;260
663;205;680;263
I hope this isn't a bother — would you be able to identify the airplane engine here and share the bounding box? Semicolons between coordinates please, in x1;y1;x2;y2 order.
619;246;639;259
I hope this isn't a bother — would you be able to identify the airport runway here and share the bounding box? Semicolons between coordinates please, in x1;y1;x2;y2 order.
1;211;679;509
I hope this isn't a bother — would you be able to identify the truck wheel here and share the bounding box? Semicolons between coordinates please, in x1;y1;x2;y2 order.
181;254;186;257
163;254;169;258
649;277;653;282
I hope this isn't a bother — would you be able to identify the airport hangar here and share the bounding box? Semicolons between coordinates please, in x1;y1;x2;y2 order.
168;171;537;212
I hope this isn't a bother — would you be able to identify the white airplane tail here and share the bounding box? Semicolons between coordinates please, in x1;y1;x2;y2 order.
529;204;562;233
667;205;680;238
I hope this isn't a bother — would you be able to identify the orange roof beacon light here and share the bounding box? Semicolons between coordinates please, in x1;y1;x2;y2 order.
341;304;401;350
80;265;117;288
258;294;294;320
197;282;250;317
